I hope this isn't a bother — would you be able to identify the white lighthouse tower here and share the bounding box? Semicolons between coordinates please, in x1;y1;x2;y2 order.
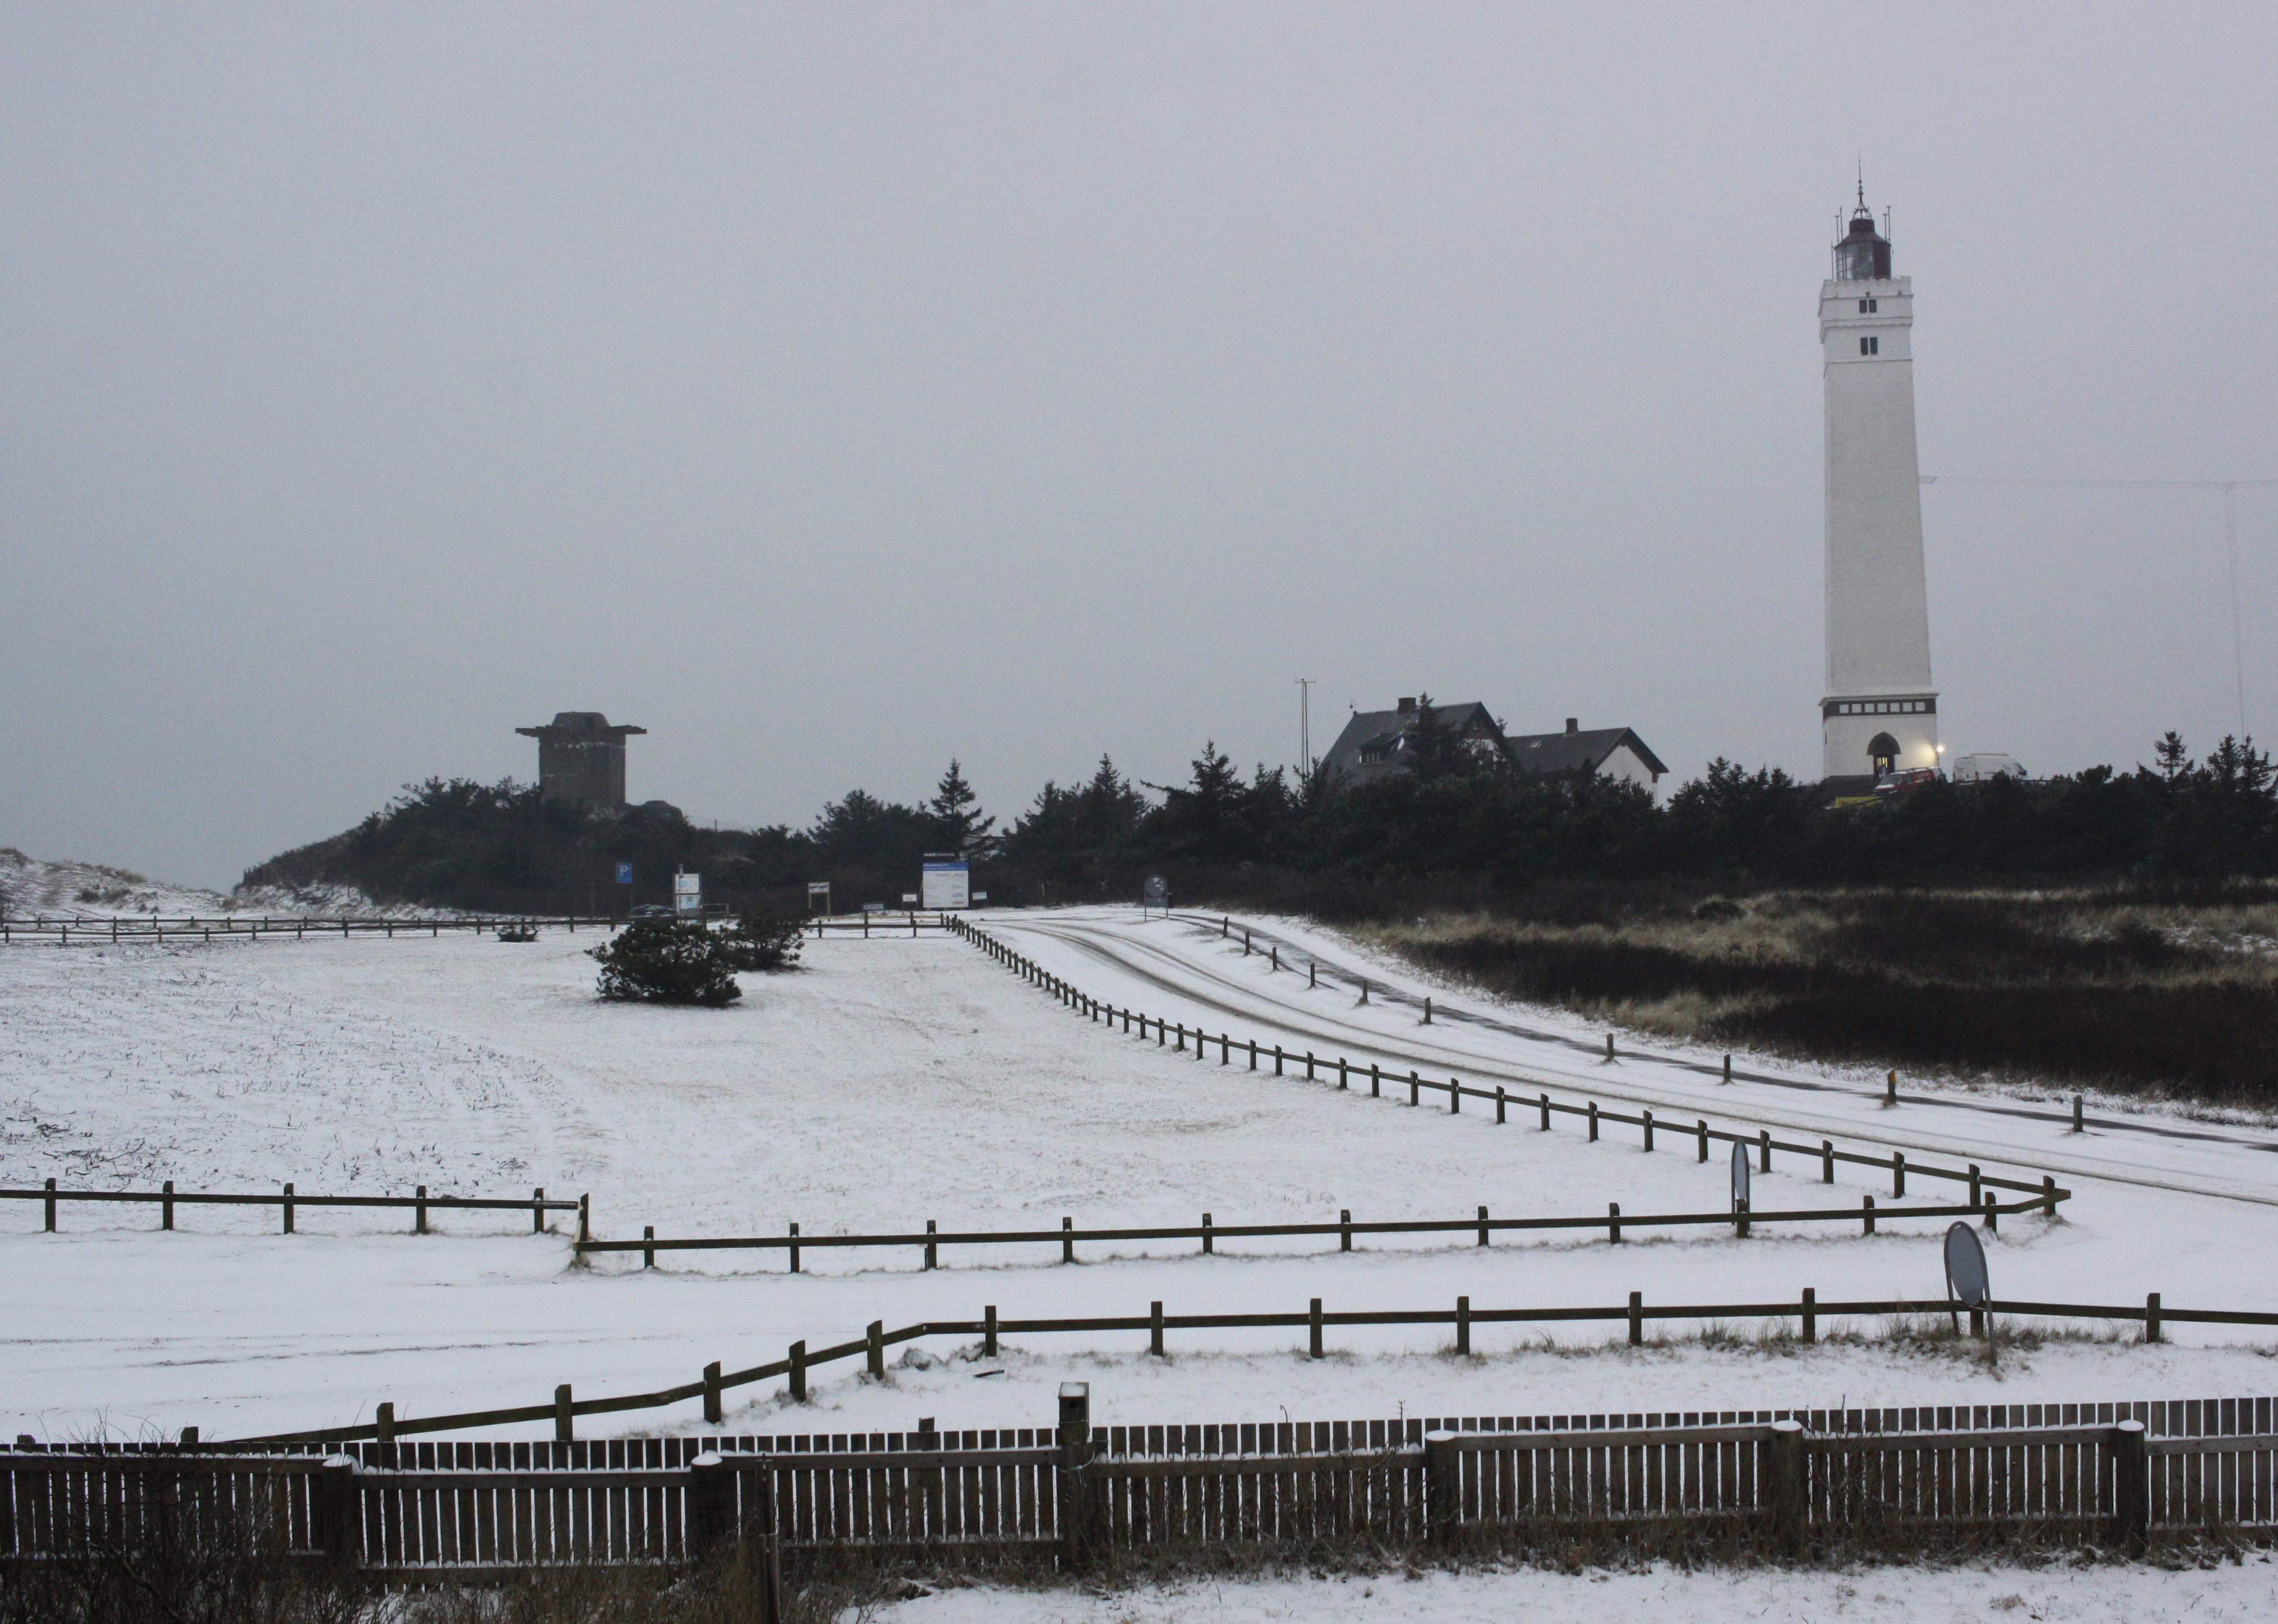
1820;191;1937;785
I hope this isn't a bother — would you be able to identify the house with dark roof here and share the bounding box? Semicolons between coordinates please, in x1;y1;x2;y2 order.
1319;700;1667;791
1502;718;1668;789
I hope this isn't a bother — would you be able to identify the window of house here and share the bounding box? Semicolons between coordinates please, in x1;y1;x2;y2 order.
1858;298;1878;314
1859;336;1880;356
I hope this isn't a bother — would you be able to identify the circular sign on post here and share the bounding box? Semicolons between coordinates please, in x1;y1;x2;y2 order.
1943;1221;1990;1308
1729;1139;1750;1209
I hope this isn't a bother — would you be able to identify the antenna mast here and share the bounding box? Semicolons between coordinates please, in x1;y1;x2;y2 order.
1295;677;1316;779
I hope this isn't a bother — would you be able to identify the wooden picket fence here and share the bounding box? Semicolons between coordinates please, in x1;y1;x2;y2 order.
8;1393;2276;1574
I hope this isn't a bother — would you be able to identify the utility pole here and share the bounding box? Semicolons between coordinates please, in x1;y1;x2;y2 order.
1295;677;1316;782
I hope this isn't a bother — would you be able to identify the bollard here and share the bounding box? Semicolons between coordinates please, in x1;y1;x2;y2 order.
1643;1109;1654;1151
1409;1071;1420;1106
1892;1153;1906;1198
2073;1094;2084;1133
1358;979;1368;1005
1722;1053;1732;1084
1201;1213;1213;1255
1628;1290;1643;1345
283;1182;295;1235
1885;1070;1897;1107
867;1321;885;1379
1340;1209;1352;1251
1540;1092;1551;1129
1822;1141;1834;1183
643;1226;655;1269
1801;1287;1817;1345
1449;1076;1460;1115
1340;1058;1350;1090
555;1384;574;1443
1496;1086;1506;1124
984;1304;999;1357
1423;996;1432;1025
1306;1052;1316;1081
1588;1101;1598;1141
1309;1297;1324;1359
1309;961;1316;989
703;1361;723;1425
1608;1202;1621;1243
1697;1121;1708;1163
1060;1217;1073;1265
1371;1063;1381;1098
1604;1033;1615;1063
1454;1295;1471;1356
1759;1129;1771;1173
1271;945;1279;972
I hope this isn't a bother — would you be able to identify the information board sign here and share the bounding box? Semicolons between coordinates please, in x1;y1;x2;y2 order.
673;871;702;917
920;860;970;910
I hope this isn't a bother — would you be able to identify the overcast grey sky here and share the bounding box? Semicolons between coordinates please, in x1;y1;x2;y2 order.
5;3;2275;888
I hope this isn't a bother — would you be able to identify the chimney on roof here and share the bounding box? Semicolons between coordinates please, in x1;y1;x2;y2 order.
1565;717;1578;734
1397;697;1417;715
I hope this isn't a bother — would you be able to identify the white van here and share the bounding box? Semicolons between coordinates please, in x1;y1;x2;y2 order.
1951;753;2027;783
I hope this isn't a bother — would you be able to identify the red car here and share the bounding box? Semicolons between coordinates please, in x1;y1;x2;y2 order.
1873;767;1945;799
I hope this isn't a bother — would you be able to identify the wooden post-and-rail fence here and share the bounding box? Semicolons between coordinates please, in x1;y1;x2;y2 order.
171;1284;2278;1450
0;915;607;946
6;1180;581;1237
581;1188;2063;1271
950;918;2064;1210
9;1392;2278;1573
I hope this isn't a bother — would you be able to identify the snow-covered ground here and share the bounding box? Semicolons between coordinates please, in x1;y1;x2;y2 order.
873;1558;2278;1623
0;845;433;919
3;909;2275;1453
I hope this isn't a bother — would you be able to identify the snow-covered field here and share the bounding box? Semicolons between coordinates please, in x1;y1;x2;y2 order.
874;1558;2278;1623
5;908;2275;1458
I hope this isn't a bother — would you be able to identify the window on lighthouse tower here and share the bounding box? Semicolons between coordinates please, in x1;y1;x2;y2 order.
1859;336;1880;356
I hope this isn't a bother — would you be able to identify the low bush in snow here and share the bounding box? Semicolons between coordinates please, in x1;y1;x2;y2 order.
720;906;805;973
587;919;744;1007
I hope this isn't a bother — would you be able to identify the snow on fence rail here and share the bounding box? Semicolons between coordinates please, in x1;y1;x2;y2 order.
580;1188;2065;1271
3;1178;582;1236
807;912;957;936
8;1397;2278;1572
179;1285;2278;1450
953;917;2063;1207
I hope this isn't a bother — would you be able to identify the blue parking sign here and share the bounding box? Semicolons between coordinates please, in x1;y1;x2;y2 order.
615;863;633;885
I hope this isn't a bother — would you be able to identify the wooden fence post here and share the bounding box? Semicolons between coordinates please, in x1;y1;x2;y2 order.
1722;1054;1732;1084
312;1456;358;1568
2074;1094;2085;1134
1628;1290;1643;1345
1495;1086;1506;1123
1476;1206;1489;1248
1758;1130;1771;1173
985;1305;999;1356
1449;1076;1460;1114
1057;1383;1097;1572
1339;1209;1351;1252
1982;1195;1999;1236
788;1342;807;1403
1370;1063;1381;1097
375;1401;396;1466
44;1177;55;1231
1697;1122;1708;1163
1642;1109;1653;1151
1862;1195;1875;1235
1408;1071;1419;1106
1892;1154;1905;1198
1060;1217;1072;1265
867;1321;885;1379
1309;1298;1324;1359
1339;1057;1350;1090
788;1223;801;1273
162;1179;175;1231
414;1185;426;1234
1822;1141;1834;1183
704;1361;723;1425
1423;996;1432;1025
1424;1431;1459;1544
1608;1202;1621;1243
1588;1102;1598;1141
1201;1213;1213;1255
1801;1287;1817;1344
1274;1045;1284;1075
2110;1421;2148;1549
1766;1420;1805;1554
2043;1175;2059;1215
1540;1092;1550;1129
1968;1164;1982;1207
283;1182;295;1234
1454;1295;1471;1356
927;1219;939;1270
1150;1301;1165;1357
2144;1293;2162;1344
532;1187;545;1234
555;1384;574;1443
1885;1070;1897;1106
577;1194;589;1244
643;1226;655;1268
687;1452;735;1554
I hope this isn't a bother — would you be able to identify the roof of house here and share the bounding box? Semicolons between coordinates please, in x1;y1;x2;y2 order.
1320;703;1504;787
1503;726;1669;779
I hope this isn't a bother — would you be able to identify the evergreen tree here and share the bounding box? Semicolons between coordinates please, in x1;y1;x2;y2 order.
926;759;998;859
